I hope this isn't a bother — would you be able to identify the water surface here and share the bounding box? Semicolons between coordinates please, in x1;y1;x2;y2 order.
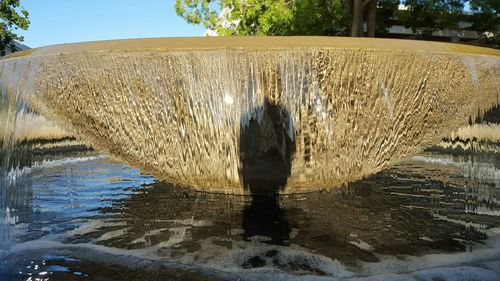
1;142;499;281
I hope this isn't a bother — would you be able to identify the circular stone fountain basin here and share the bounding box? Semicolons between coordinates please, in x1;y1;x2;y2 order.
1;37;499;194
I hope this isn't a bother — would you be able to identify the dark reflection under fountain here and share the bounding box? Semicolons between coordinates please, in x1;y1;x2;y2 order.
240;98;295;246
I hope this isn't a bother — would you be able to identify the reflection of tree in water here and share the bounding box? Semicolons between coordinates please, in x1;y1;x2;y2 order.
239;98;295;245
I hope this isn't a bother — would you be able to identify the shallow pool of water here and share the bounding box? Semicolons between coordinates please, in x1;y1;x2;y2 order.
1;143;499;281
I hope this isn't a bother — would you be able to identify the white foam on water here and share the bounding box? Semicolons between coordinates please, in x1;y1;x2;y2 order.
131;228;170;244
61;218;217;251
348;266;500;281
6;231;356;279
349;240;374;252
167;218;214;227
419;236;434;242
184;232;500;281
156;226;191;249
6;239;244;281
5;230;500;281
199;239;354;278
94;227;131;242
61;219;127;238
431;213;489;231
475;207;500;216
357;235;500;278
486;227;500;235
412;266;500;281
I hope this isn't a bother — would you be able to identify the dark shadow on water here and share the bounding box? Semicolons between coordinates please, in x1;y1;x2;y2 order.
241;194;291;246
239;98;295;245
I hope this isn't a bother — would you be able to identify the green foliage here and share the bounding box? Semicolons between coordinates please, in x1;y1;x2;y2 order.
375;0;400;35
174;0;349;36
226;0;294;35
400;0;465;39
174;0;499;48
0;0;29;56
174;0;218;30
469;0;499;47
290;0;349;35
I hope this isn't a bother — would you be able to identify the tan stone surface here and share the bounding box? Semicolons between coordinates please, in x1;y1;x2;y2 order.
9;36;500;56
1;37;499;194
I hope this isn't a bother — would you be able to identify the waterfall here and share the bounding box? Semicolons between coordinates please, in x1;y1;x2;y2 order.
0;37;499;194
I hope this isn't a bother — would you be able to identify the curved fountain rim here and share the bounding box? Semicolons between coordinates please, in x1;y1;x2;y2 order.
5;36;500;60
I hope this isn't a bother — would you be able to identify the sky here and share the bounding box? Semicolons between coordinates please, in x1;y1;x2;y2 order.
17;0;206;48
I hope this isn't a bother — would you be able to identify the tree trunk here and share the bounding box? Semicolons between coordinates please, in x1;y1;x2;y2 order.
366;0;377;37
351;0;363;37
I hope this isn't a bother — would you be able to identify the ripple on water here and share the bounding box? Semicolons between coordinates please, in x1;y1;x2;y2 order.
1;145;500;280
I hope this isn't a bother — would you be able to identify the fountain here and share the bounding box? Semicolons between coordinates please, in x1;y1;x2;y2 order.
1;37;499;194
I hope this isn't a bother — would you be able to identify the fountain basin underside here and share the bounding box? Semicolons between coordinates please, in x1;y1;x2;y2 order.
1;37;499;194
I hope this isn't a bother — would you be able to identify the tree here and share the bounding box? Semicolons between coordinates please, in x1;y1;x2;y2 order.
343;0;378;37
342;0;401;36
289;0;349;36
175;0;290;35
0;0;30;56
375;0;400;35
398;0;465;39
174;0;498;45
175;0;355;36
469;0;499;47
